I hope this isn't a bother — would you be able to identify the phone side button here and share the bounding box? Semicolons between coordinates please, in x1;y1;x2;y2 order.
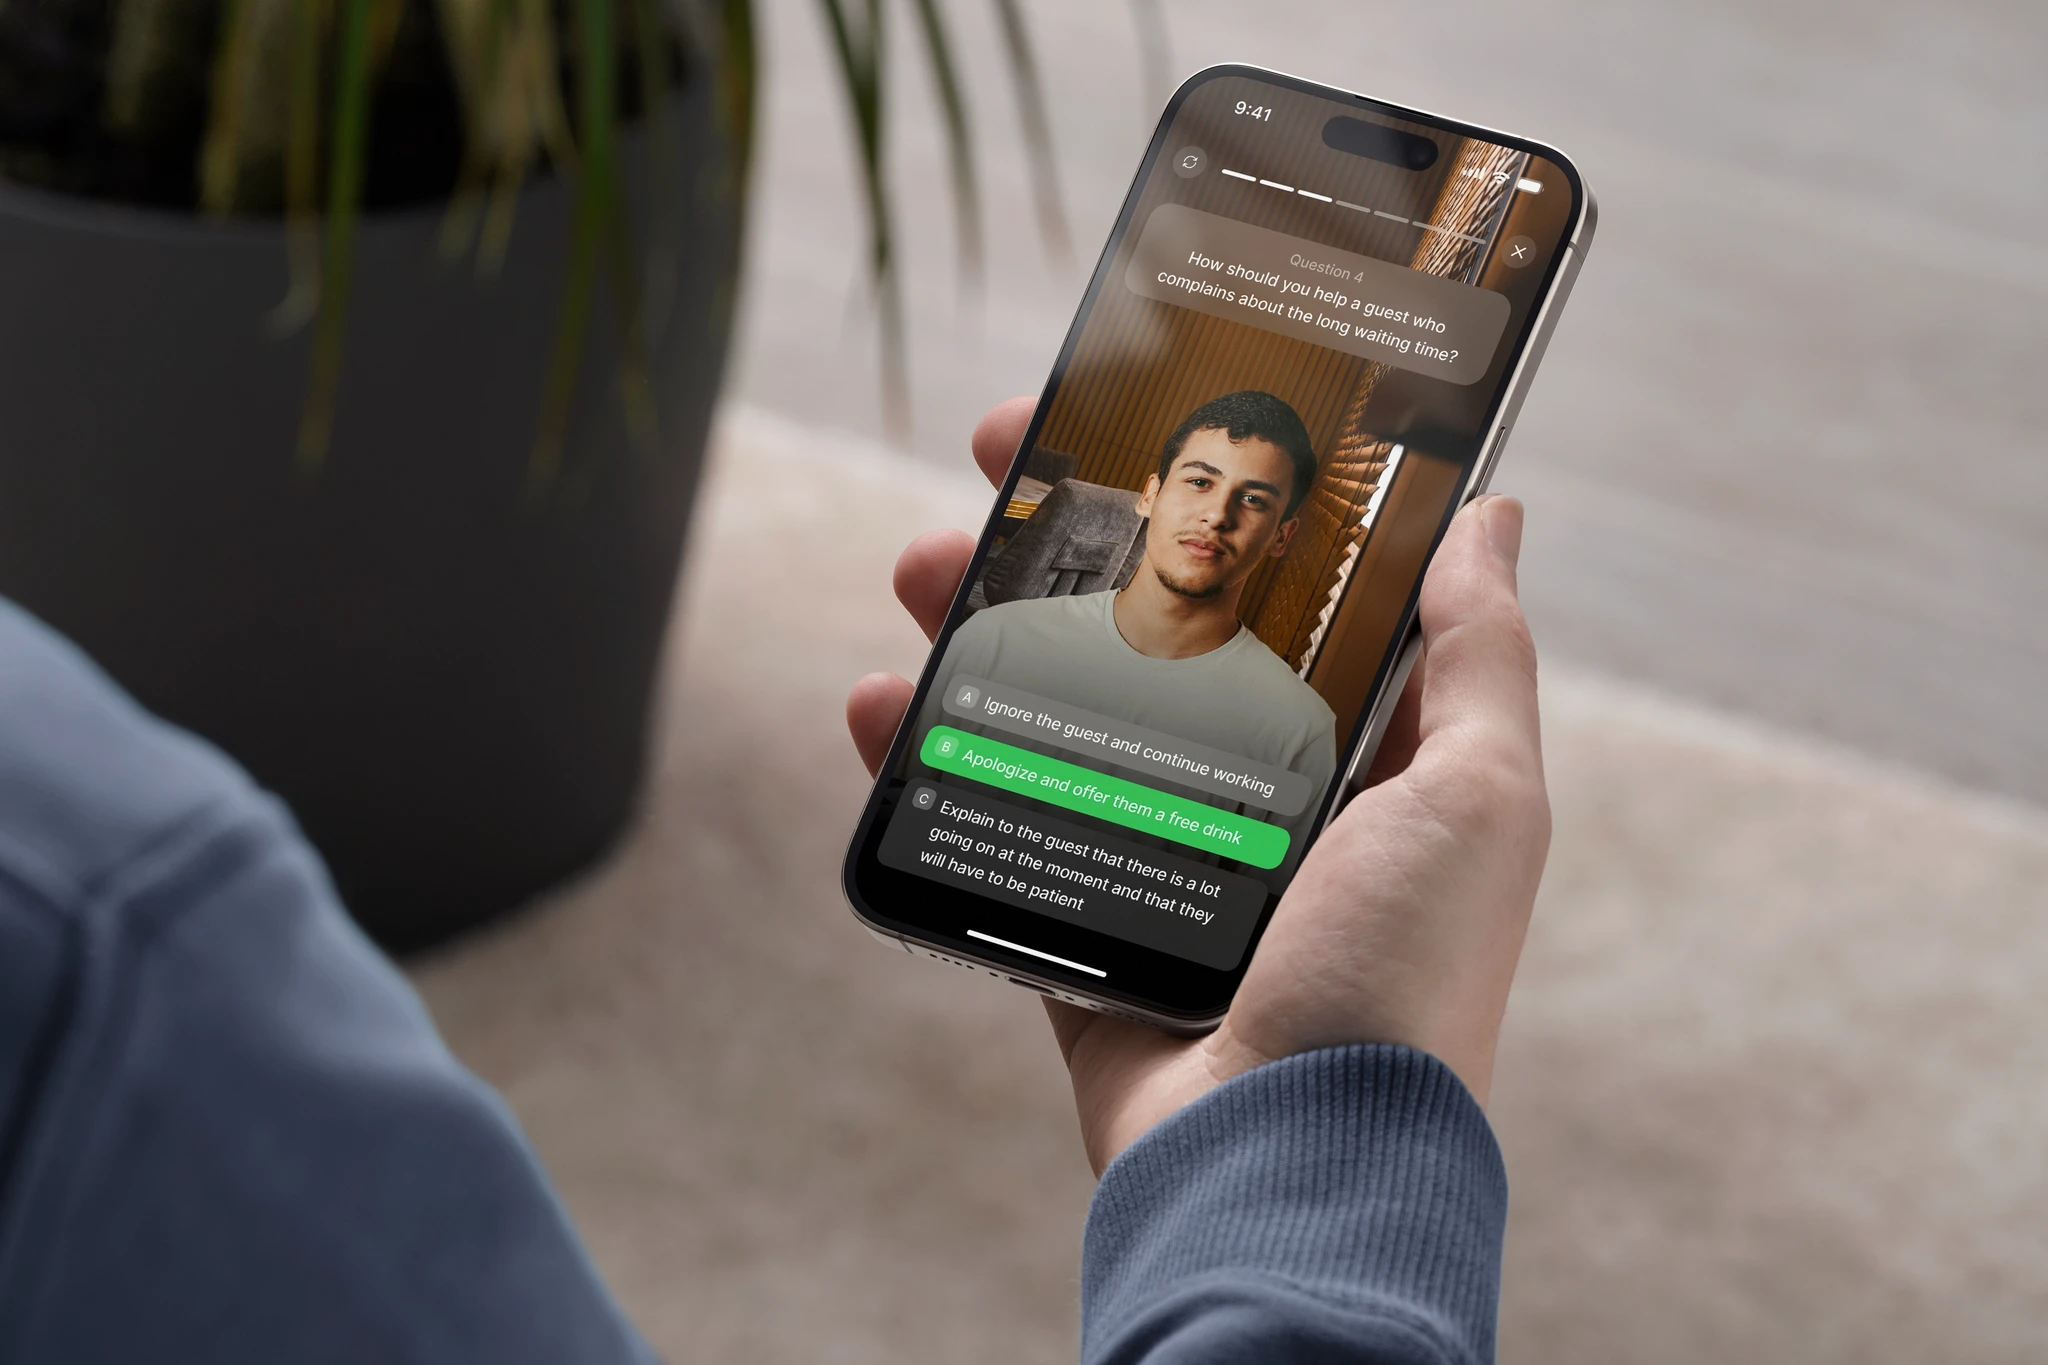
1473;423;1512;494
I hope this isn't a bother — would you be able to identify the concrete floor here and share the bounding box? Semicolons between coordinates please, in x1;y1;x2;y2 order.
415;411;2048;1362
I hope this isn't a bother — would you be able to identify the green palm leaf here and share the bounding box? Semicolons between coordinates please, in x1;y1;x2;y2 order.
130;0;1080;472
296;0;373;469
990;0;1068;267
907;0;981;282
815;0;907;432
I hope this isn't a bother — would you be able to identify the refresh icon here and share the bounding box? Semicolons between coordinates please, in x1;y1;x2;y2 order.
1172;146;1207;179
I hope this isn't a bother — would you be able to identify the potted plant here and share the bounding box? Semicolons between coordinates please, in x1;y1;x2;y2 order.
0;0;1069;949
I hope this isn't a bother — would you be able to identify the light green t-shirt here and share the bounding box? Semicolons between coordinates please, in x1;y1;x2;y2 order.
917;590;1339;876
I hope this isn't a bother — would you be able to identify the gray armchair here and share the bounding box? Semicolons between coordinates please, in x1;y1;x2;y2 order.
979;479;1147;607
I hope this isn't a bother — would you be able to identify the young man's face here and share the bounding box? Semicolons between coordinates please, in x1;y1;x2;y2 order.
1134;426;1303;601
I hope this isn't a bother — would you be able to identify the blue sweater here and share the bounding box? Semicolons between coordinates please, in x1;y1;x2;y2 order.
0;601;1508;1363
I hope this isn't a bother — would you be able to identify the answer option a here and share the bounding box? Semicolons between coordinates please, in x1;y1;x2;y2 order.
1125;203;1511;385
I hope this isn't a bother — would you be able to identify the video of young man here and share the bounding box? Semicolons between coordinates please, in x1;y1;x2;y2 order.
931;388;1338;852
872;76;1574;972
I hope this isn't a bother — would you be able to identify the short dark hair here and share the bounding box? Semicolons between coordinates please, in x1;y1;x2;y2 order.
1157;391;1318;516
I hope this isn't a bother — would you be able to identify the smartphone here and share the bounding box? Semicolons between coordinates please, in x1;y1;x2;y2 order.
842;64;1593;1031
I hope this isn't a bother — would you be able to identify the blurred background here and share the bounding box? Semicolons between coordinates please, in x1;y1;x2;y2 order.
735;0;2048;801
2;0;2040;1358
412;1;2048;1360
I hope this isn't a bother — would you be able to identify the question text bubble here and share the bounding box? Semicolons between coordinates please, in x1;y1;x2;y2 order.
1125;203;1511;385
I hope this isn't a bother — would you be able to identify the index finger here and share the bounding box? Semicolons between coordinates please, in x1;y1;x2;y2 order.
1411;496;1541;776
971;398;1038;489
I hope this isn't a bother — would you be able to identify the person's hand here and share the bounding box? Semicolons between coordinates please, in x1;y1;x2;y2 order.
847;399;1550;1174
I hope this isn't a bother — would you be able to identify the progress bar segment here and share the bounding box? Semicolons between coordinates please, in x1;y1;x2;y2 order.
1423;223;1485;244
1208;173;1487;244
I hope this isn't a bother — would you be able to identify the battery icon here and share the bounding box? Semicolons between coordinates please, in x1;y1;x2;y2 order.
1515;177;1543;194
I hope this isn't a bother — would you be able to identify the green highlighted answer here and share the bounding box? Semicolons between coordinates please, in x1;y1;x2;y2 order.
920;726;1291;869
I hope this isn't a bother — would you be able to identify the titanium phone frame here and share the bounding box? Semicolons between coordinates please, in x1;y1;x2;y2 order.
843;63;1596;1032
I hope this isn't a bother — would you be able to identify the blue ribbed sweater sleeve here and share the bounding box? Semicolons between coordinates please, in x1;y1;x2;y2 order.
1081;1046;1509;1365
0;599;1509;1364
0;601;653;1364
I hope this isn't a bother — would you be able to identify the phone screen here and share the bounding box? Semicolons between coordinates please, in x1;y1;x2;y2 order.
845;66;1584;1021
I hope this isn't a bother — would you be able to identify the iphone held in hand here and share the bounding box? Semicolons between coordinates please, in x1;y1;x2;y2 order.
844;65;1593;1030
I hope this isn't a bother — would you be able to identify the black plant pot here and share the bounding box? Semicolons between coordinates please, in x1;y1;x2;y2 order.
0;84;741;952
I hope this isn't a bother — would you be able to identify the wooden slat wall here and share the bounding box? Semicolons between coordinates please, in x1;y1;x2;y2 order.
1301;452;1465;727
1039;304;1366;493
1253;138;1527;671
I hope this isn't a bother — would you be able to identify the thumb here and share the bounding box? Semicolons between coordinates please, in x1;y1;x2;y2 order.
1410;496;1541;775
